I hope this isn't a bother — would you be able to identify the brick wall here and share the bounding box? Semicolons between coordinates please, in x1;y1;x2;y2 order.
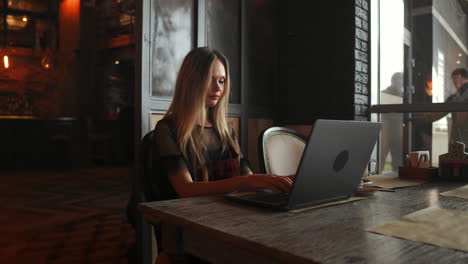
354;0;370;121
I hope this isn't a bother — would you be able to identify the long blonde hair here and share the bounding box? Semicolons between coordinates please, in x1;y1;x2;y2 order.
165;47;240;181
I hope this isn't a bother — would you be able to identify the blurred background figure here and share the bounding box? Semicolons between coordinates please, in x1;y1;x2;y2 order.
416;68;468;150
380;72;404;174
448;68;468;147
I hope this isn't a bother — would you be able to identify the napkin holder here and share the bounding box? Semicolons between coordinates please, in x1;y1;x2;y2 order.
438;142;468;181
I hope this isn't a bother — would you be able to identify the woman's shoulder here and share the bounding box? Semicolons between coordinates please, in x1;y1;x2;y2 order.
154;118;181;154
154;118;177;137
155;118;174;129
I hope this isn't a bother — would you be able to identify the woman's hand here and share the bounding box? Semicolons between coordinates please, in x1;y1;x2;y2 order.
169;169;295;198
240;174;293;193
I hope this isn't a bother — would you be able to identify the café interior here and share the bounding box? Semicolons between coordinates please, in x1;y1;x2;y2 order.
2;0;468;263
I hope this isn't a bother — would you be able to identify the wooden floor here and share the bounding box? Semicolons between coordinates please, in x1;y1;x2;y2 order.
0;167;136;264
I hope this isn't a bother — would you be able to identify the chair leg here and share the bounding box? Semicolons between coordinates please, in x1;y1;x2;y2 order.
151;226;158;264
137;212;154;264
155;252;171;264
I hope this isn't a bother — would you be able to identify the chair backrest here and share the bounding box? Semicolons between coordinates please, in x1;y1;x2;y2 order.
126;131;154;227
126;130;159;264
259;127;307;176
140;130;158;202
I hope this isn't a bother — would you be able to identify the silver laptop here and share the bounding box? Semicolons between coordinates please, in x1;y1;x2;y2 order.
225;119;382;211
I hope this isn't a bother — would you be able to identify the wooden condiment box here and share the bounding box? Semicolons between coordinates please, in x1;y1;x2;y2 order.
398;166;438;180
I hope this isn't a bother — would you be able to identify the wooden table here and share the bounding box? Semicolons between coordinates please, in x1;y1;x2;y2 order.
139;181;468;263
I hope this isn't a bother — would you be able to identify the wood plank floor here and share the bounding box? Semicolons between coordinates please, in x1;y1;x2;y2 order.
0;167;136;264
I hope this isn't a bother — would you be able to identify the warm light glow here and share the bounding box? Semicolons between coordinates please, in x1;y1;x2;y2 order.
3;55;9;69
458;53;463;57
6;15;28;29
425;81;433;96
62;0;81;14
45;63;50;68
114;60;120;65
60;0;81;52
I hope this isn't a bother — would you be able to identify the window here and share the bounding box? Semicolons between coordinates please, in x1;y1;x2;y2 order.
150;0;195;98
371;0;468;175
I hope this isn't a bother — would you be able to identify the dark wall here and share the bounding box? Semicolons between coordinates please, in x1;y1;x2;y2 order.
243;0;278;117
0;119;85;168
275;0;370;124
413;13;433;102
207;0;242;104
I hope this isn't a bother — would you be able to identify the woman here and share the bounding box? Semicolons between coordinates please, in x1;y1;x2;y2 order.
153;47;293;199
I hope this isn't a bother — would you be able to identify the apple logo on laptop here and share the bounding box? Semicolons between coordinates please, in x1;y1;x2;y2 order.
333;150;349;172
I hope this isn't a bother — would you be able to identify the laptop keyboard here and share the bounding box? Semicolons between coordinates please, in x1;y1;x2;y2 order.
244;192;290;205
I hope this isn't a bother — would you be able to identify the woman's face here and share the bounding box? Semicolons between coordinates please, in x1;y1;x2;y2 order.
205;59;226;108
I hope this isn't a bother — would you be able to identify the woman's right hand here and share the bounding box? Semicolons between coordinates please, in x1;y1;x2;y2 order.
240;174;293;193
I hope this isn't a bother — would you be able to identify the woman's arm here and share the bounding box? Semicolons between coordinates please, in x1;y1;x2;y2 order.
169;168;293;198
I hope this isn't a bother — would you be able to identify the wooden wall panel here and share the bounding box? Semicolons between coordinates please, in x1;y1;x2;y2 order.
248;118;273;173
227;117;240;140
150;114;165;130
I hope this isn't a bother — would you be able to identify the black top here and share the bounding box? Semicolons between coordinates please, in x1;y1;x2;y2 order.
152;118;251;200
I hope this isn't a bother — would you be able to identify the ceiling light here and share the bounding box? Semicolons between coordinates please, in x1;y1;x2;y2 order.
3;55;9;69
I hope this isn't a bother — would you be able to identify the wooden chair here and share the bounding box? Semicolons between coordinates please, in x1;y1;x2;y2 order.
127;129;198;264
259;127;307;176
127;130;159;264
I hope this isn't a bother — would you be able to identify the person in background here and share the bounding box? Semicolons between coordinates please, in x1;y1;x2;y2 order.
380;72;404;173
451;68;468;97
416;68;468;148
445;68;468;147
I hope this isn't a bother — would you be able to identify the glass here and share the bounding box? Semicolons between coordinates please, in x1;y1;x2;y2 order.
413;111;468;165
380;110;467;173
207;0;241;104
375;0;467;107
379;109;468;174
371;0;468;174
150;0;194;98
378;0;405;105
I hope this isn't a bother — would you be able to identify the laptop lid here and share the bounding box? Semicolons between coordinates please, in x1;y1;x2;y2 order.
225;119;381;211
285;119;381;210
